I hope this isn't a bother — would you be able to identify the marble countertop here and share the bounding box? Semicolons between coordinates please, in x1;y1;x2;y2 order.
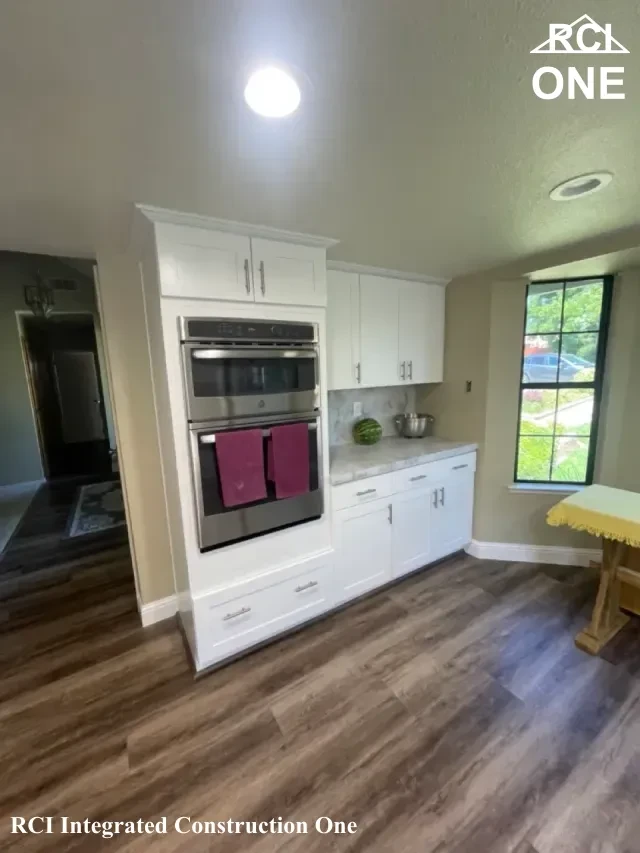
329;437;478;486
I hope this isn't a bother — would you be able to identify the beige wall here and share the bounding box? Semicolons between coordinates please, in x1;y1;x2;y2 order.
0;251;115;487
421;269;640;548
95;251;174;605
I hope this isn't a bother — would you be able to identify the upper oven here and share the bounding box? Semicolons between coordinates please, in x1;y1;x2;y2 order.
180;317;319;423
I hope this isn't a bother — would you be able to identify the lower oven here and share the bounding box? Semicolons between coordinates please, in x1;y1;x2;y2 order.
190;411;323;551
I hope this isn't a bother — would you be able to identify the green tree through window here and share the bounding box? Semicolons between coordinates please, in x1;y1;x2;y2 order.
515;277;613;485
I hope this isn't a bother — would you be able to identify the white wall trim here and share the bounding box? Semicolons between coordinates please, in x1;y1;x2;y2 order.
466;539;601;567
140;594;178;627
327;259;449;287
135;204;339;249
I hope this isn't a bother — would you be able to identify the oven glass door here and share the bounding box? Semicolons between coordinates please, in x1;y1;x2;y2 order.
184;345;318;421
192;415;323;551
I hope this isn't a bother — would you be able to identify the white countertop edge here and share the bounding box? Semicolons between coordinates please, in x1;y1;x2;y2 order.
329;441;478;486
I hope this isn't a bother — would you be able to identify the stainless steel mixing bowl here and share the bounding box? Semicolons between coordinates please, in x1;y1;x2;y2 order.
394;413;435;438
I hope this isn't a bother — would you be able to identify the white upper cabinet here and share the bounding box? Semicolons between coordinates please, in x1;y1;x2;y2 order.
157;225;253;302
251;238;327;306
327;270;361;390
398;281;445;384
326;266;446;391
359;275;401;388
141;209;336;307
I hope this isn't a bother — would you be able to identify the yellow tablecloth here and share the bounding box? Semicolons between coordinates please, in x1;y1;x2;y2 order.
547;484;640;547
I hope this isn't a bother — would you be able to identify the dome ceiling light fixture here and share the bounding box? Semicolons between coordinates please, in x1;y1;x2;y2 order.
549;171;613;201
244;66;301;117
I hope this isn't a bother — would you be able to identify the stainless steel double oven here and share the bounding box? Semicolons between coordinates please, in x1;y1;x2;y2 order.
180;317;324;551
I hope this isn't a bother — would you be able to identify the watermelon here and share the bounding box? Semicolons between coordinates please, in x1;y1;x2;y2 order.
352;417;382;445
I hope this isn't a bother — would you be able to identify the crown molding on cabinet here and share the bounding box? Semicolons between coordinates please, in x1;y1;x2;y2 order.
327;260;449;287
134;204;339;249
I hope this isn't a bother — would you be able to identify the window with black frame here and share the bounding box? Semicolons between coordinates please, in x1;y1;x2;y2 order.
515;277;613;485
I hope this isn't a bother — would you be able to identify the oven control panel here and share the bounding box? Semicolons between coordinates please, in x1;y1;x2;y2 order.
181;318;317;344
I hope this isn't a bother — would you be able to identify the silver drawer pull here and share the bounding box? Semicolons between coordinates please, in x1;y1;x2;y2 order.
453;464;468;470
295;581;318;593
222;606;251;621
410;474;427;482
356;488;377;496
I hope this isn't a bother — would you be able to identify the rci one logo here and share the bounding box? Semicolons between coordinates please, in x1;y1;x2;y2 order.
531;15;629;100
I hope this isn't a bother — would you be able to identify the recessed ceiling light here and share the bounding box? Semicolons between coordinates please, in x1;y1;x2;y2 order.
549;172;613;201
244;67;301;118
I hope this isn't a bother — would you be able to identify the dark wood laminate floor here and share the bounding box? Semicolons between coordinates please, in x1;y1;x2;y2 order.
0;476;128;584
1;547;640;853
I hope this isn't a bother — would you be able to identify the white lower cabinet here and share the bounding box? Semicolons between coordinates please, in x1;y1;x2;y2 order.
391;487;434;579
194;554;334;668
334;498;393;604
333;452;476;600
429;469;474;563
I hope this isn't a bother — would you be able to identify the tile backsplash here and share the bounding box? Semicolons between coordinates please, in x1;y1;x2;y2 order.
328;385;427;445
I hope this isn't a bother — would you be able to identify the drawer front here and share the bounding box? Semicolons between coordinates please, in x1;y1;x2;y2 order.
195;559;334;666
391;462;435;493
332;472;393;511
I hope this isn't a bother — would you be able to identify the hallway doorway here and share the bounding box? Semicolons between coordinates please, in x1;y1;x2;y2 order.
20;314;111;480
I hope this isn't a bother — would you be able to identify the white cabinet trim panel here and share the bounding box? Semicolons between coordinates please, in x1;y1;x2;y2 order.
136;204;339;248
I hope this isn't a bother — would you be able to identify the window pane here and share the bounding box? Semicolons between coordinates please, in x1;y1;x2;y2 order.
517;436;553;481
559;333;598;381
519;389;557;435
526;283;563;334
562;281;604;332
551;436;590;482
556;388;594;436
522;335;560;384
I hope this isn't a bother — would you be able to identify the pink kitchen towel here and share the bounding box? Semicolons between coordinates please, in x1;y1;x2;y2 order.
270;423;310;499
216;428;267;508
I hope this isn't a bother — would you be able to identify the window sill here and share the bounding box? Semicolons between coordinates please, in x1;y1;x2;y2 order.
508;483;585;496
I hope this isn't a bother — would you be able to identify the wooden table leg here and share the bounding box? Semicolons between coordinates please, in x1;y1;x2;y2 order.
576;537;630;655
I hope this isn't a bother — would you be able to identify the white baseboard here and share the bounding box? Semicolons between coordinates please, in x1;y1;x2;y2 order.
466;539;601;567
140;594;178;627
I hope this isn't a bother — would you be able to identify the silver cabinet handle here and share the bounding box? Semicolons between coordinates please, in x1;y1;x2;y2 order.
410;474;427;482
453;464;468;470
400;361;406;380
388;503;393;524
259;260;266;296
408;360;413;380
433;490;438;508
355;362;361;384
295;580;318;593
244;258;251;294
440;487;445;506
356;488;377;497
223;606;251;622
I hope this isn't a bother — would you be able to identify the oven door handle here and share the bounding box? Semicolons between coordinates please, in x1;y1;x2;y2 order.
190;348;317;360
199;422;318;444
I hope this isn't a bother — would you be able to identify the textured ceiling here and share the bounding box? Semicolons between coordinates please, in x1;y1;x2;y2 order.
0;0;639;277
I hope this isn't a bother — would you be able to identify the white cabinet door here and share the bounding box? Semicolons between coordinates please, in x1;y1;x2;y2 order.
252;238;326;306
359;275;400;387
429;470;474;563
399;281;445;384
391;488;433;579
327;270;361;390
335;499;393;604
156;224;253;301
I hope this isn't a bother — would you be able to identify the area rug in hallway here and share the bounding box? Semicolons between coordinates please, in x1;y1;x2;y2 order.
68;481;126;537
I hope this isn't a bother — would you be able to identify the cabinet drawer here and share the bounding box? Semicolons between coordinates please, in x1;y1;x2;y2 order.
194;558;334;666
391;462;435;493
332;472;394;511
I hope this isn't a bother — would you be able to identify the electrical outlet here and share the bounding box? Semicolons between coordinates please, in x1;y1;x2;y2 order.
353;401;363;417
